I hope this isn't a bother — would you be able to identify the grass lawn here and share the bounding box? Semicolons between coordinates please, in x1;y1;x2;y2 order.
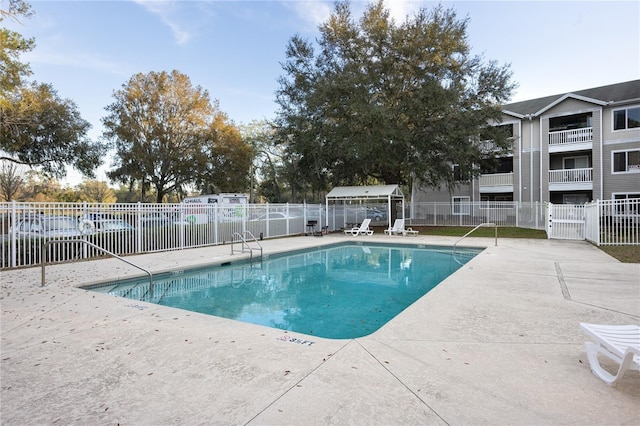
406;226;546;239
372;226;639;263
598;245;640;263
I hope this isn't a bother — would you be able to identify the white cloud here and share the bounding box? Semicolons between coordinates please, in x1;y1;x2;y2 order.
279;0;334;30
381;0;424;23
132;0;193;45
281;0;427;31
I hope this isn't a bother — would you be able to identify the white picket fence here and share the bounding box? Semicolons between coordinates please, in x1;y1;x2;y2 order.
408;201;547;229
545;203;586;240
545;198;640;245
584;198;640;246
0;202;328;269
1;199;637;269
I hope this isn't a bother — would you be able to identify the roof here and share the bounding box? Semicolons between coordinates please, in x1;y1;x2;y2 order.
326;185;404;200
503;80;640;118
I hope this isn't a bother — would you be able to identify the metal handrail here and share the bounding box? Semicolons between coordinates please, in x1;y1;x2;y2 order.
453;222;498;252
41;239;153;288
231;231;263;261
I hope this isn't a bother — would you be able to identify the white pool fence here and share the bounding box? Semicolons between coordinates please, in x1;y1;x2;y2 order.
1;199;637;269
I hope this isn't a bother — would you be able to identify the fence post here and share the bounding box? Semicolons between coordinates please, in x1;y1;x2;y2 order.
433;203;436;226
214;204;219;245
10;200;16;268
81;201;88;259
303;201;307;226
286;203;290;236
546;202;552;239
136;202;142;252
596;199;601;246
179;203;185;250
265;203;270;238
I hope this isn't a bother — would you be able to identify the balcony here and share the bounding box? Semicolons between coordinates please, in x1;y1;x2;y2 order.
548;167;593;191
479;172;513;193
548;127;593;153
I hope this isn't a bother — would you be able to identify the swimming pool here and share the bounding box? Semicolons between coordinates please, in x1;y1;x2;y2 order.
86;242;482;339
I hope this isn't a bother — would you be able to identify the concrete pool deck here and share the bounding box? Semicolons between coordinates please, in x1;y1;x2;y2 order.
1;235;639;425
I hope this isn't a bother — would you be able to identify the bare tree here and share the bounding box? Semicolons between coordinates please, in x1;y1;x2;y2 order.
0;160;26;201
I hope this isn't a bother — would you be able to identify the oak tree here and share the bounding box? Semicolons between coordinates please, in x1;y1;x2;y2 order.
274;0;515;192
103;70;250;202
1;1;106;178
1;82;106;177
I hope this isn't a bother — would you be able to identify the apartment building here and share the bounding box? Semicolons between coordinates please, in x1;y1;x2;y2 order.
414;80;640;205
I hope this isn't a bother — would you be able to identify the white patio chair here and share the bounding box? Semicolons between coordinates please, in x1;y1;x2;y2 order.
384;219;404;235
344;218;374;236
579;322;640;386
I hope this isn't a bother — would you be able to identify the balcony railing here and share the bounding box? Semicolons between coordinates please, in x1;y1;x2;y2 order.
549;127;593;146
479;172;513;187
549;167;593;184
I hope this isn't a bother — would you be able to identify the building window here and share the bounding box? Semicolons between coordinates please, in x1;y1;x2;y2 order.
563;156;590;169
613;106;640;130
549;113;592;131
452;196;470;215
562;194;590;204
612;149;640;173
612;193;640;216
481;157;513;174
614;193;640;200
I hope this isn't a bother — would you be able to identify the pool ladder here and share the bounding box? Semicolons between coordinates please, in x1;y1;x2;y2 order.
452;223;497;265
231;231;263;261
41;239;153;288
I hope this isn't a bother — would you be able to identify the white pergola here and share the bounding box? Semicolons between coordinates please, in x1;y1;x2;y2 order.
325;184;405;232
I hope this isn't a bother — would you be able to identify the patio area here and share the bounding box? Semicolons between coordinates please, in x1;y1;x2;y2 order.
1;234;639;424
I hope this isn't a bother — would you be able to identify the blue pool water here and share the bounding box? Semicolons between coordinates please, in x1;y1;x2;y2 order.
87;242;481;339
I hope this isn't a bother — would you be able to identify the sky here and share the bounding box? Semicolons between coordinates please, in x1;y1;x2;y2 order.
5;0;640;185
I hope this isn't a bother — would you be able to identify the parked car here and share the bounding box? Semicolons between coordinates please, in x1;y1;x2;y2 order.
78;212;115;222
137;212;197;227
11;215;83;238
93;219;134;233
251;212;300;221
366;208;387;221
138;212;172;227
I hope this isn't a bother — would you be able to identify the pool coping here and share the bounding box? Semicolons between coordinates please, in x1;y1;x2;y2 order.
1;234;639;424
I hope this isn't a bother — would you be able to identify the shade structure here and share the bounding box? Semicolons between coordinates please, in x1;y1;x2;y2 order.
325;185;404;232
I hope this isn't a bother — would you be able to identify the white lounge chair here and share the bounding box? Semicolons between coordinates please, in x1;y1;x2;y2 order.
344;218;374;236
384;219;405;235
579;322;640;386
402;227;419;237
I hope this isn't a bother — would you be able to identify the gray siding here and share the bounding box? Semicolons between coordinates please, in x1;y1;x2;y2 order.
601;103;640;198
591;109;603;199
413;82;639;204
544;99;599;117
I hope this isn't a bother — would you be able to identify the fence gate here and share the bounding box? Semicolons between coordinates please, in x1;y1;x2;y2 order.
546;203;586;240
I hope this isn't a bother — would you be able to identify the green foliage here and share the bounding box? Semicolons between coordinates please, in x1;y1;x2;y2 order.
0;0;34;100
401;226;547;239
1;82;107;177
195;114;252;195
0;1;105;179
103;70;251;203
240;120;298;202
274;0;515;192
